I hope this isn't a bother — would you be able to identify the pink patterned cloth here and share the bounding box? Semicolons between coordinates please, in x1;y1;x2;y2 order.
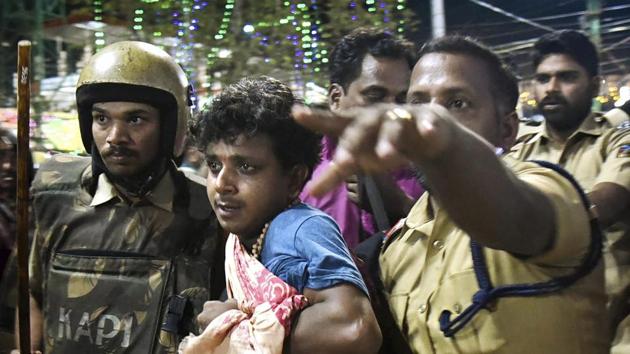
179;234;308;354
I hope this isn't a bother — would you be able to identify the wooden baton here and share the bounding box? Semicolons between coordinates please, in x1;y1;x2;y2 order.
16;40;32;354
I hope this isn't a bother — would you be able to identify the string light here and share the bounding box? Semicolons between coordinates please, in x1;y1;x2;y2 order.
379;0;389;23
311;0;324;75
93;0;105;50
396;0;406;33
349;1;358;22
133;8;144;33
366;0;377;14
207;0;235;69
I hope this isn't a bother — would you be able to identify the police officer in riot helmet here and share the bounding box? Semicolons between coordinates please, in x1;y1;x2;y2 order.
17;41;222;354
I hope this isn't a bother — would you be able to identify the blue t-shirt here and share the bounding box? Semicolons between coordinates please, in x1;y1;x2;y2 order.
259;203;368;296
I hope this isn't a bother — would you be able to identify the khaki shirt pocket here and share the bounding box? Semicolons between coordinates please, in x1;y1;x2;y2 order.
429;270;506;354
388;293;411;337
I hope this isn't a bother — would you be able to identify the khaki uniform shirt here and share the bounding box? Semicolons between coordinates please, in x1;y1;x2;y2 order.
29;155;221;353
509;113;630;351
380;157;608;354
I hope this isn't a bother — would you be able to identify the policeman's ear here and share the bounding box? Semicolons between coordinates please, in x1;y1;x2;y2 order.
590;75;602;98
499;110;519;150
328;84;345;112
287;164;309;200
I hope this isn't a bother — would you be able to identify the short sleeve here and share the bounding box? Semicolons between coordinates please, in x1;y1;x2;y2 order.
295;215;369;296
594;128;630;191
518;165;592;267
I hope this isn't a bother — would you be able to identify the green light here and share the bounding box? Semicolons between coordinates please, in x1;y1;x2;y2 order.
302;35;312;41
134;17;142;22
368;8;376;12
396;5;404;10
215;34;223;40
226;4;233;9
366;0;375;4
284;1;290;5
133;25;143;30
297;3;306;9
280;19;288;24
314;67;320;72
135;9;143;14
322;58;328;63
153;31;162;36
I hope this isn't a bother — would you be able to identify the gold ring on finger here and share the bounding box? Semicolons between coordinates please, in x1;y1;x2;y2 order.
385;107;414;121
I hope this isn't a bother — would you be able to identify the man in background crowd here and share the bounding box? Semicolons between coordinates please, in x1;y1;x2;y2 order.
300;28;423;248
509;30;630;353
294;34;608;353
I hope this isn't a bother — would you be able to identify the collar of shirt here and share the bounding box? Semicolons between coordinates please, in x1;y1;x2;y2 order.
90;172;175;212
538;112;609;143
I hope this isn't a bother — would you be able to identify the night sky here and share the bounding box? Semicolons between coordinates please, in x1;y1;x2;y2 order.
405;0;630;78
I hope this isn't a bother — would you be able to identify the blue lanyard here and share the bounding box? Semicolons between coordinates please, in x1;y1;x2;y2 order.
439;160;603;337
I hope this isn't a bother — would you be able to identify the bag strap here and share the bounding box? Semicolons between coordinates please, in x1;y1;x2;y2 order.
439;160;603;337
360;175;391;232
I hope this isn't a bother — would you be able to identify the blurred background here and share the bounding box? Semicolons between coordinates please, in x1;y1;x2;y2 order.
0;0;629;163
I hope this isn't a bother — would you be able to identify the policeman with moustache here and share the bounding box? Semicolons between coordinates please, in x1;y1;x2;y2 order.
509;30;630;353
16;41;222;354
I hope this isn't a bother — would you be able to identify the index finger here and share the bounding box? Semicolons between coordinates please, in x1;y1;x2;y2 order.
292;105;352;137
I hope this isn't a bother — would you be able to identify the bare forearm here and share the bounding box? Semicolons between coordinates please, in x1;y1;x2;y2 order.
287;290;381;354
14;295;43;351
413;126;555;256
588;182;630;228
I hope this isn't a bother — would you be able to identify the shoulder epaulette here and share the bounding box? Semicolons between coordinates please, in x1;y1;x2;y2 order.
32;154;91;193
617;120;630;130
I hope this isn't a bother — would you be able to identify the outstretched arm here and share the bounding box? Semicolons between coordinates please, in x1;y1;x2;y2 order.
293;104;556;256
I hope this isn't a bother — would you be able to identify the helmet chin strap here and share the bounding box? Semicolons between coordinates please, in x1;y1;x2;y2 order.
91;144;169;198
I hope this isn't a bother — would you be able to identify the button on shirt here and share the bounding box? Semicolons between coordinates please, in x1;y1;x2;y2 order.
509;113;630;351
379;157;609;354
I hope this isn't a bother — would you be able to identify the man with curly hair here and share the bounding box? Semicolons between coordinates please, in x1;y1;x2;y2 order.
192;76;381;354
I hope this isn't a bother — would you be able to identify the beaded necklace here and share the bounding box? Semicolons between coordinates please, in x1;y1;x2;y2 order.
250;199;300;259
250;222;269;259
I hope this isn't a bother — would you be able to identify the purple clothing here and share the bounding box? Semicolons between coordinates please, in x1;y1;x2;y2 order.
300;136;424;248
